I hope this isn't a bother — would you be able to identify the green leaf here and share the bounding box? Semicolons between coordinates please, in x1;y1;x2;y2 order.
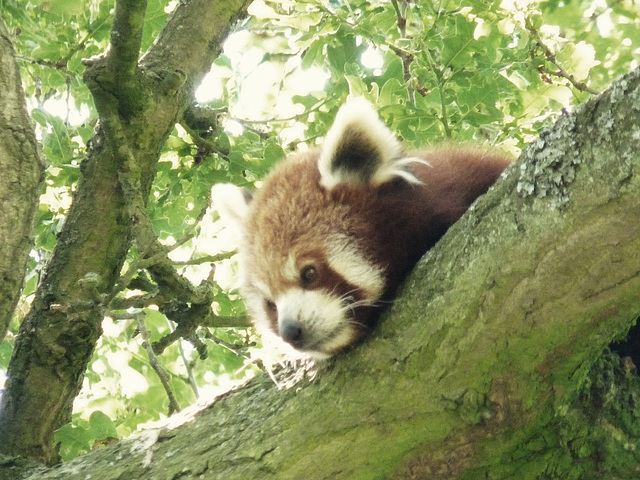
55;422;92;461
263;141;285;166
88;411;118;440
301;39;324;69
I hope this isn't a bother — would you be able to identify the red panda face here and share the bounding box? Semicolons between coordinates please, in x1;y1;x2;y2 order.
239;156;389;358
241;232;386;357
212;99;510;358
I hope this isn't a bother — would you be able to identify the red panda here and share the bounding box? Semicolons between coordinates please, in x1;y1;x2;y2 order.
212;99;510;359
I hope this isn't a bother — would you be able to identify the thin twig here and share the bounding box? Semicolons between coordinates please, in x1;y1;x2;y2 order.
178;338;199;397
168;317;200;398
525;17;599;95
390;0;406;36
390;0;415;105
230;96;330;125
172;252;236;266
135;313;181;415
14;13;110;71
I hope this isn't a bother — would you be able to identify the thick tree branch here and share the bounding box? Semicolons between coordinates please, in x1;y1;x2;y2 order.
84;0;148;121
110;0;147;77
0;20;45;341
140;0;252;97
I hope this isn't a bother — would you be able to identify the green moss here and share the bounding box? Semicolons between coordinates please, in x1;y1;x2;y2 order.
467;351;640;479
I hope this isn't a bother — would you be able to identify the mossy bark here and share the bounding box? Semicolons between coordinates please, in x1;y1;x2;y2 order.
0;19;45;342
2;67;638;480
0;0;251;465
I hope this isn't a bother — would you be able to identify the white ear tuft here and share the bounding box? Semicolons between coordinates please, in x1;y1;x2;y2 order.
211;183;252;234
318;98;404;190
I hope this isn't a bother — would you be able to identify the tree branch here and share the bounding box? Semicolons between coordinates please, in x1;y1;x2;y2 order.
110;0;147;72
140;0;252;96
181;104;230;161
390;0;415;104
525;17;600;95
0;19;46;341
108;0;148;116
135;312;182;415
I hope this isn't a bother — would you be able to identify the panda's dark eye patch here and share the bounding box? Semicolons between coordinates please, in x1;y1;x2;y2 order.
300;265;318;288
265;299;277;313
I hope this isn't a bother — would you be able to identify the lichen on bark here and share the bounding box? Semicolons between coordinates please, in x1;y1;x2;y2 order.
0;20;46;342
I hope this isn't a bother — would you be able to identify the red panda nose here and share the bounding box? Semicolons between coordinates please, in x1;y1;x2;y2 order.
280;320;304;348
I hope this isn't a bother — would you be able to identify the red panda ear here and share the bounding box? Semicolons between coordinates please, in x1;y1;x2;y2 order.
211;183;253;233
318;98;405;190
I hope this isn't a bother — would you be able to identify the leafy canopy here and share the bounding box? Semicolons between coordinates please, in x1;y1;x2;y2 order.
0;0;637;460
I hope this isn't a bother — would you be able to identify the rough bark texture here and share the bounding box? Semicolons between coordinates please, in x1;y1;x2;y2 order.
0;0;251;465
2;67;638;480
0;19;46;342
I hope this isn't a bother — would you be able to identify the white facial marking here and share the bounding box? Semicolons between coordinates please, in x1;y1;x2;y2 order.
326;236;385;300
277;288;356;355
249;279;273;304
283;253;298;282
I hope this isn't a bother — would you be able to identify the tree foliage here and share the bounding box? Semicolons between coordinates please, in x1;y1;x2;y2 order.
0;0;638;468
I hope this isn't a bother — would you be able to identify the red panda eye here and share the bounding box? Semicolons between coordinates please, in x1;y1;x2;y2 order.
265;300;277;313
300;265;318;288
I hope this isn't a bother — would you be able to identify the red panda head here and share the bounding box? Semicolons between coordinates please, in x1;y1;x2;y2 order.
213;99;510;358
212;99;428;358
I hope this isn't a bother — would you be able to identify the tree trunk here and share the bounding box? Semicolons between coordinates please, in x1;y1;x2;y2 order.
0;19;45;341
0;0;251;465
3;66;639;480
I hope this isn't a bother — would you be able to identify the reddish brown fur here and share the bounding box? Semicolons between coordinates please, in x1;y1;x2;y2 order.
242;145;510;341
